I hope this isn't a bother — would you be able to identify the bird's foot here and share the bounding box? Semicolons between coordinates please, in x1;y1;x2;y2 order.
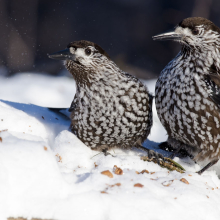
169;145;183;159
102;149;115;157
159;139;194;159
91;149;115;159
135;145;165;165
197;159;219;175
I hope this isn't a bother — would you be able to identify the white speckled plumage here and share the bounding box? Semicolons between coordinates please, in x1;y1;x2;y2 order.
154;17;220;172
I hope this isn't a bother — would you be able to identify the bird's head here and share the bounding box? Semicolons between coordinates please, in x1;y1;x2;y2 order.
48;40;111;82
153;17;220;51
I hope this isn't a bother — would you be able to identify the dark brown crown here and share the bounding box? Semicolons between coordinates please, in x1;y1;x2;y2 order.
67;40;110;59
179;17;220;33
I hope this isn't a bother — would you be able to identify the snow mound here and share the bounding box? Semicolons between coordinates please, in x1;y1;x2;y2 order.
0;74;220;220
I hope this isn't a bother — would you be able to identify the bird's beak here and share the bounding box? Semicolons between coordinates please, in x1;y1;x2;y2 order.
152;29;182;41
48;48;76;60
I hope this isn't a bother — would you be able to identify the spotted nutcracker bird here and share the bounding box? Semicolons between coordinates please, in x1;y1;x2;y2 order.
48;40;162;161
153;17;220;174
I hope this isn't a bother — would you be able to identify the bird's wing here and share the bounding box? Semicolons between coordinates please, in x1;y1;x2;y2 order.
204;73;220;108
69;97;77;112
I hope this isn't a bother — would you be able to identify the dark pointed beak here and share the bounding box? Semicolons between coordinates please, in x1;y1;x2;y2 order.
152;29;182;41
48;48;76;60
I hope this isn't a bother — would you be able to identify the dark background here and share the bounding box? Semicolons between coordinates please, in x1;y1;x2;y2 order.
0;0;217;79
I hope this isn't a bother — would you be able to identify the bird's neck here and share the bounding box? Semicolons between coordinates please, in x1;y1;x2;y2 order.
180;45;220;74
75;69;128;104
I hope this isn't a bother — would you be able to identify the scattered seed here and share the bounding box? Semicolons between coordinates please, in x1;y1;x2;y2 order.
101;170;113;178
162;180;174;187
115;183;121;187
55;153;62;163
113;165;123;175
134;183;144;188
94;162;98;168
140;169;149;174
108;183;121;187
180;178;189;184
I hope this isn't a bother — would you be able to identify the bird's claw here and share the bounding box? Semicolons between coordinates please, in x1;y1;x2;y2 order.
135;145;165;165
102;149;115;157
148;149;165;164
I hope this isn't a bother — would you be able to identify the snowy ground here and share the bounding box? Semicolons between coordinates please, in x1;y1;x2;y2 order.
0;73;220;220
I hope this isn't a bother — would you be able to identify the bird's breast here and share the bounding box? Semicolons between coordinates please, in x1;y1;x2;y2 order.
155;63;220;158
71;84;152;148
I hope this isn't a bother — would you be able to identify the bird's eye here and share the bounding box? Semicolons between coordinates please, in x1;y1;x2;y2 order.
85;48;91;55
192;29;199;35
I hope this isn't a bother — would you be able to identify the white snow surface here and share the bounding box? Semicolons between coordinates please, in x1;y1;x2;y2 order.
0;73;220;220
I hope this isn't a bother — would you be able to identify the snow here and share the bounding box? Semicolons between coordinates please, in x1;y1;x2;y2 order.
0;73;220;220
